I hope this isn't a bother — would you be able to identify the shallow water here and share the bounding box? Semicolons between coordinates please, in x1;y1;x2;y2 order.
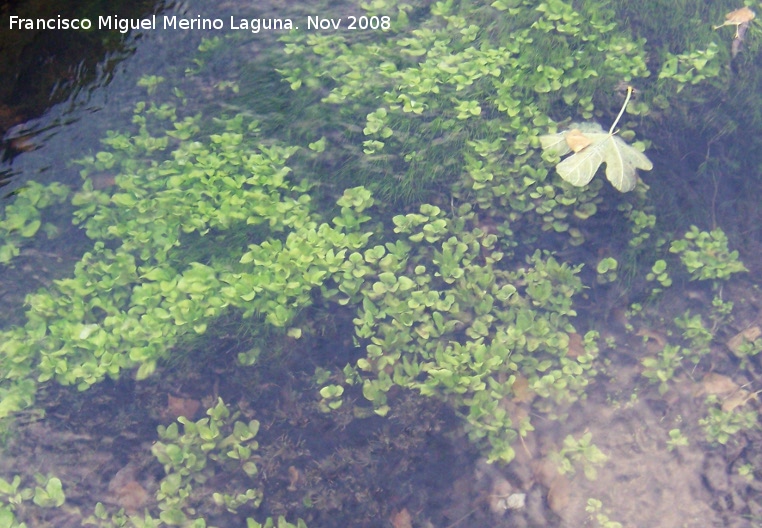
2;1;762;527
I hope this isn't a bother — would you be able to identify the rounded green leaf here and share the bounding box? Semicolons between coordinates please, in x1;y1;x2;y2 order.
596;257;618;274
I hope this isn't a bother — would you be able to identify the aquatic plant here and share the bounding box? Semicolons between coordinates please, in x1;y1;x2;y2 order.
0;181;70;264
84;399;306;528
552;431;608;481
0;474;65;526
641;344;684;395
0;89;375;421
669;226;747;282
586;498;624;528
327;202;594;461
666;428;689;451
700;395;758;445
645;259;671;292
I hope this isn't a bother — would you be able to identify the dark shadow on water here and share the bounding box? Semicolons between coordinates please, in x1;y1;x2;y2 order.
0;0;166;189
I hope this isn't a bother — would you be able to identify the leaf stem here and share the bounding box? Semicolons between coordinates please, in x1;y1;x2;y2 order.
609;85;633;135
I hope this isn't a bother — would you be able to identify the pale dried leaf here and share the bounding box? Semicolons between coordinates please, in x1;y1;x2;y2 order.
714;7;755;32
725;7;755;24
702;373;739;396
721;389;753;412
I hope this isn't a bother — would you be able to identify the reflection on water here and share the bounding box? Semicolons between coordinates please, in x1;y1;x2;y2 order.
0;0;166;187
0;0;220;320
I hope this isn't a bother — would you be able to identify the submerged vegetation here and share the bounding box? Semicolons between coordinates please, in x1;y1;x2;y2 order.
1;0;761;525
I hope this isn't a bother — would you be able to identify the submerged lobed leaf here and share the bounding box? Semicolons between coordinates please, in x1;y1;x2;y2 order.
539;122;653;192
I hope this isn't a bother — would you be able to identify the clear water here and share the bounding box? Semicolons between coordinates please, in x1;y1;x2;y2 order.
1;1;761;527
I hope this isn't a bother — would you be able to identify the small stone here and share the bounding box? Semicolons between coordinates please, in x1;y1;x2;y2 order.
505;492;526;510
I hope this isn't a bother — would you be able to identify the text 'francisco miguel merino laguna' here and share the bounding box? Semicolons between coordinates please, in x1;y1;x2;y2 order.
9;15;299;33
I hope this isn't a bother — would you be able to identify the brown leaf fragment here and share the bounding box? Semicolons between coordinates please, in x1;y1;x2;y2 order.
701;373;740;396
567;332;585;358
546;474;570;516
90;173;117;189
167;394;201;420
532;457;561;489
698;373;759;411
727;325;761;356
511;374;535;404
287;466;301;491
114;480;149;513
108;464;149;514
721;389;755;412
9;135;36;152
564;129;592;153
636;327;667;352
390;508;413;528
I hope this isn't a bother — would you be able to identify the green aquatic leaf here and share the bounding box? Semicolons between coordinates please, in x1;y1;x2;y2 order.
539;122;652;192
